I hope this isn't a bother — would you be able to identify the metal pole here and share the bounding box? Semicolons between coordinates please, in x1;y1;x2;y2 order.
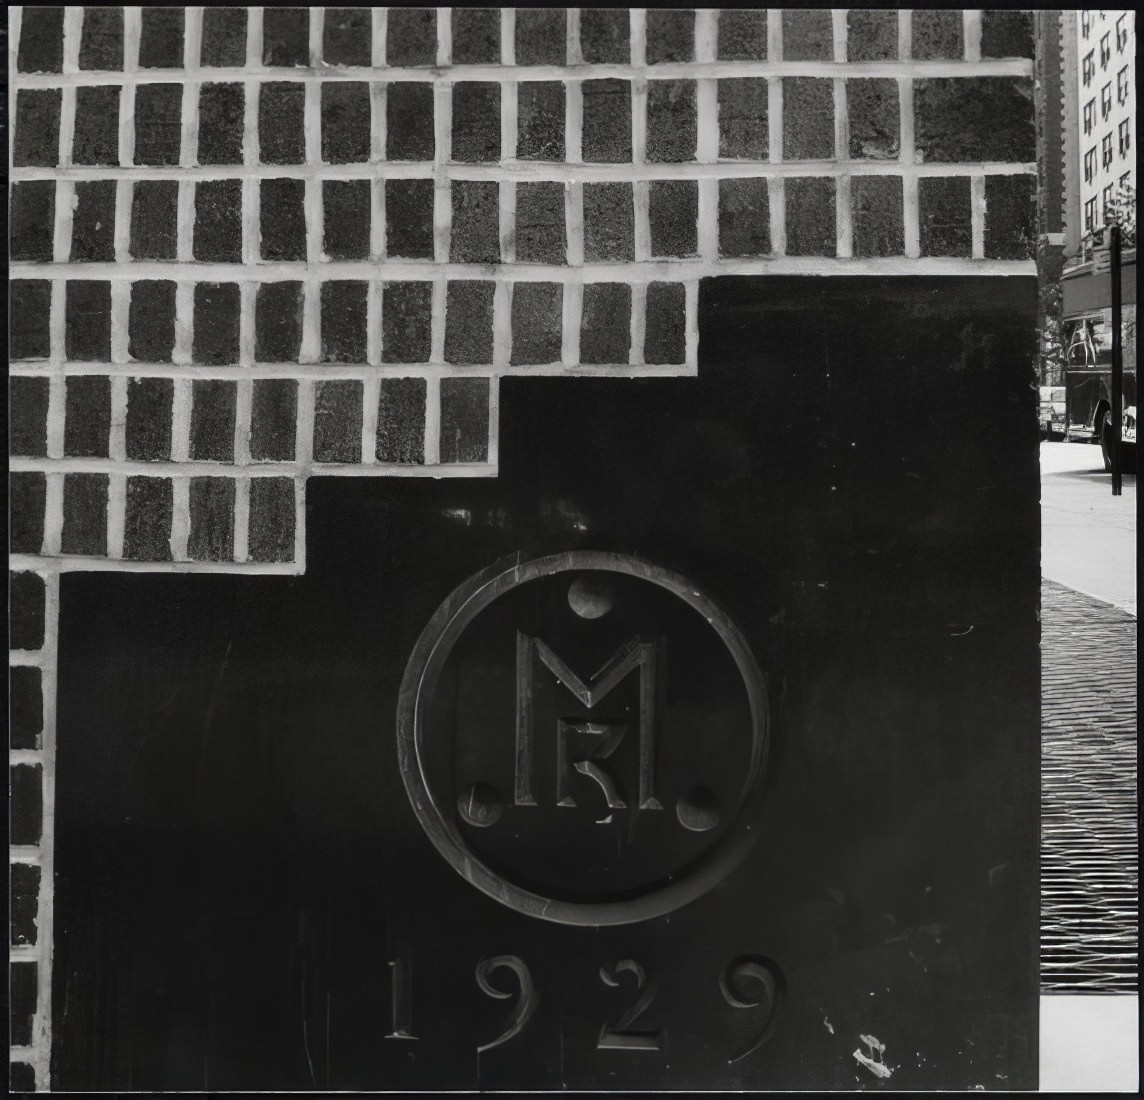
1110;224;1122;495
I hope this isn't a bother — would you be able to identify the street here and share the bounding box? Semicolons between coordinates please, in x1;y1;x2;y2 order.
1040;439;1137;615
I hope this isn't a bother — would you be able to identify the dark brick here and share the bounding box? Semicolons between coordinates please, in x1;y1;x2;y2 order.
654;180;695;257
848;79;900;160
582;80;632;163
18;7;63;71
515;182;566;264
648;9;694;63
385;179;435;258
72;85;120;166
718;78;768;159
981;11;1034;60
322;82;371;163
451;181;501;264
583;183;634;261
134;84;183;165
10;862;41;947
10;474;46;555
718;9;767;60
124;476;173;561
320;281;368;362
248;478;295;561
985;175;1035;261
785;177;836;256
580;283;631;365
383;282;433;363
10;572;47;651
194;179;243;262
11;765;44;846
912;10;963;61
198;83;245;164
190;380;237;461
324;180;371;260
10;960;38;1046
644;282;685;365
250;380;298;461
130;180;178;259
647;81;696;163
445;281;495;364
255;282;304;361
61;473;109;556
580;9;628;63
510;282;562;365
782;9;832;60
852;176;904;258
129;280;177;362
387;84;435;160
453;83;501;162
139;7;184;67
188;477;236;561
11;282;53;360
453;8;500;64
387;7;438;66
193;283;241;365
783;79;834;160
11;1062;37;1093
10;181;56;262
10;667;44;751
9;377;50;457
324;8;372;66
440;377;490;463
919;176;972;258
517;82;566;161
915;78;1035;163
201;8;248;67
847;10;897;62
376;378;426;463
126;377;174;460
80;7;124;70
719;177;770;257
259;83;306;164
65;282;112;361
313;380;364;463
516;9;566;65
14;90;61;167
70;180;117;262
263;8;310;67
260;178;307;262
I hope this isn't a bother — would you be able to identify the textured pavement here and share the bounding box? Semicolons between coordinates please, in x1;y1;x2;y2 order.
1041;579;1138;993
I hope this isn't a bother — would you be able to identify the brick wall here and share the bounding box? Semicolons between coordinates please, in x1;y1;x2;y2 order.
8;8;1036;1090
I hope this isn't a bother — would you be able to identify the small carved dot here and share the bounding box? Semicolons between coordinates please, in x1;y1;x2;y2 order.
458;782;504;828
567;575;615;619
676;786;721;832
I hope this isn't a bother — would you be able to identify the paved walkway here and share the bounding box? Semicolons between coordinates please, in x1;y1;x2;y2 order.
1041;579;1138;993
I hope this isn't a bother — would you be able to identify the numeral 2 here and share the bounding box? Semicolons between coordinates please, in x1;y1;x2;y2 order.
719;955;784;1063
475;955;537;1053
598;959;662;1051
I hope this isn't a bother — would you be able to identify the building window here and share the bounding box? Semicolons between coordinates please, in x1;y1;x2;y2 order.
1102;132;1114;169
1100;32;1111;69
1085;196;1098;231
1119;118;1132;156
1084;146;1097;182
1101;83;1113;119
1084;99;1096;134
1082;11;1092;37
1083;50;1095;85
1116;14;1128;51
1117;66;1130;105
1103;184;1115;215
1121;172;1132;191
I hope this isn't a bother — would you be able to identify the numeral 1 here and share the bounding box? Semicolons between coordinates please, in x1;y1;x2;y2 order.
386;956;418;1040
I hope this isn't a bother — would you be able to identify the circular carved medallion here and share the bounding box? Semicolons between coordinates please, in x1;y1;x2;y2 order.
397;551;770;926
